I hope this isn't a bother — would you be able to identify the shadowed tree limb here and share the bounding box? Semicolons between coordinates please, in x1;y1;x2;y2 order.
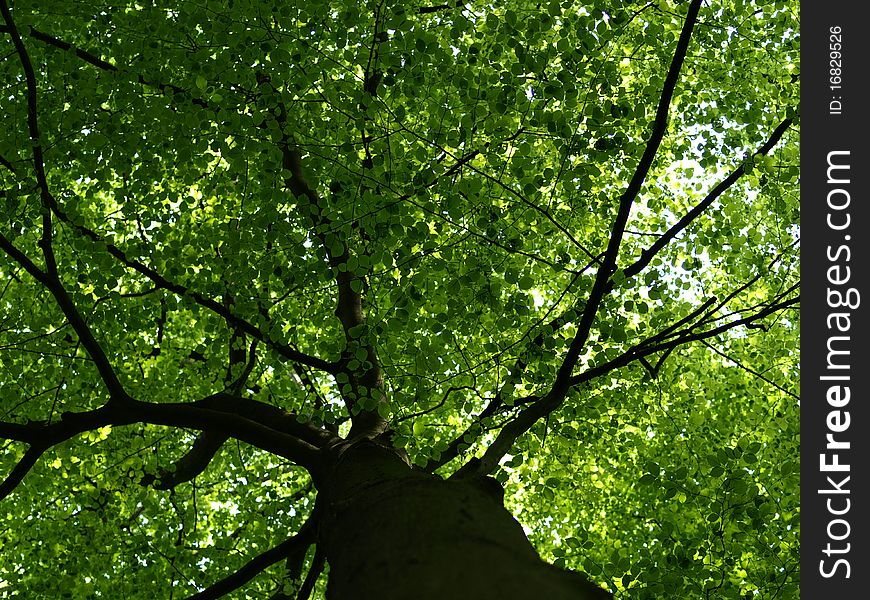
7;23;336;376
0;444;44;501
294;545;326;600
291;363;335;432
272;85;387;438
231;339;259;394
567;294;799;389
16;199;337;373
622;117;794;282
143;431;228;490
138;392;341;492
172;314;259;489
223;289;254;392
1;0;131;402
186;509;319;600
0;152;17;174
637;347;674;380
0;394;335;501
455;0;704;478
44;200;333;370
547;0;703;397
650;297;719;342
196;393;341;449
0;229;129;403
0;0;54;270
26;26;209;109
418;1;463;15
424;273;583;472
449;290;798;478
699;340;798;400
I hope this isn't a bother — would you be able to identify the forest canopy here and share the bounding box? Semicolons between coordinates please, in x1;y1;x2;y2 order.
0;0;799;598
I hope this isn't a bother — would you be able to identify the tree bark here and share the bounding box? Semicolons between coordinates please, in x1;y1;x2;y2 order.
318;441;611;599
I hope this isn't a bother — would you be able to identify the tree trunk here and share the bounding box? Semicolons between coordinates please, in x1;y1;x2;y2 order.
317;441;611;600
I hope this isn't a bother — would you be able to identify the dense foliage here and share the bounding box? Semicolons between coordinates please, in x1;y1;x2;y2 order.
1;0;799;598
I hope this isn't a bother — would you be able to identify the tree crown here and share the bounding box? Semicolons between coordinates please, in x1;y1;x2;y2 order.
0;0;799;597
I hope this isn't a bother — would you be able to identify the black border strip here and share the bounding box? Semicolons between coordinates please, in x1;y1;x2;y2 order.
801;4;869;597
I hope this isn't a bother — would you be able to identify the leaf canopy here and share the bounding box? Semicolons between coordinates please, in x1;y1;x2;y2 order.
1;0;799;598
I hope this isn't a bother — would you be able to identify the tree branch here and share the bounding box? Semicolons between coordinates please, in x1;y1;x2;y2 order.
550;0;703;395
454;0;704;478
622;118;794;281
418;1;464;15
699;340;798;400
196;393;340;449
0;152;17;175
186;513;318;600
0;445;44;501
0;396;333;500
223;289;256;393
273;87;387;437
0;0;55;270
33;202;337;372
450;291;798;479
637;346;673;379
26;26;209;109
568;295;799;389
294;544;325;600
0;221;128;402
392;123;599;263
17;25;336;376
143;431;227;490
425;275;581;472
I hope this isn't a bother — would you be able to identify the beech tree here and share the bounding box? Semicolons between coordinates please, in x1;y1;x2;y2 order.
0;0;799;598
